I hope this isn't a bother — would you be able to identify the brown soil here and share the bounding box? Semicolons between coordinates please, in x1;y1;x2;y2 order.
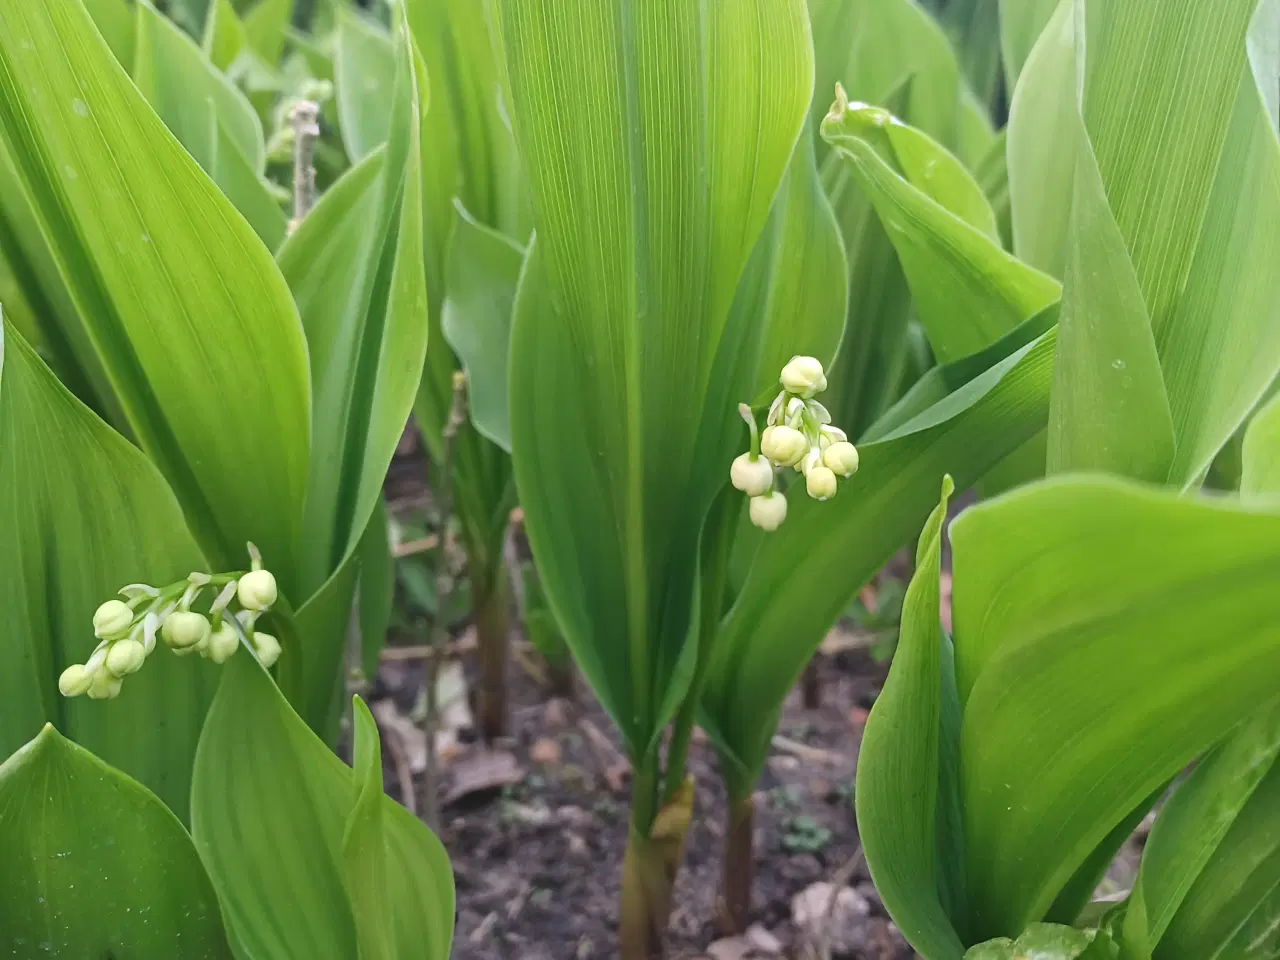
374;640;912;960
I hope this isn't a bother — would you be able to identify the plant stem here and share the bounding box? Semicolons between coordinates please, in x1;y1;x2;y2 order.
802;656;823;709
287;100;320;235
620;760;691;960
471;554;509;742
340;594;365;764
716;792;755;935
421;372;468;831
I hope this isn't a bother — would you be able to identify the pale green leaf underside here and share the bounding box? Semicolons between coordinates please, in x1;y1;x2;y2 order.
440;202;525;453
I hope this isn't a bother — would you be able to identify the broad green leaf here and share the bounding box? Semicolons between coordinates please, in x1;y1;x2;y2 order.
1155;759;1280;960
343;698;455;960
734;117;849;403
819;82;914;439
856;478;965;960
999;0;1062;90
821;96;1060;364
971;130;1011;251
281;148;386;592
192;654;453;960
358;499;394;678
242;0;290;67
134;0;286;249
937;0;1002;111
1046;119;1174;483
84;0;135;67
497;0;815;760
440;202;525;452
0;139;121;425
1161;3;1280;486
344;697;393;960
1014;0;1280;487
284;6;429;729
951;478;1280;938
810;0;964;157
704;325;1057;792
965;924;1099;960
0;725;232;958
204;0;247;73
0;0;310;584
1243;390;1280;498
405;0;528;241
135;0;265;175
957;86;998;173
295;547;358;741
0;320;218;817
1122;704;1280;959
334;10;394;164
1006;0;1074;277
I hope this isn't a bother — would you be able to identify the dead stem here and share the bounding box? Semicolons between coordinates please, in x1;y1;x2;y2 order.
287;100;320;235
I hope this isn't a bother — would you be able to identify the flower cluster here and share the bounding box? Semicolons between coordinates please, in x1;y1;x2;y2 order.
58;545;282;701
730;356;860;532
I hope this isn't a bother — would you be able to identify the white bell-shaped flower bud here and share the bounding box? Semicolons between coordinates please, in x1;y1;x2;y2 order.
162;611;212;650
780;356;827;398
761;425;808;467
92;600;133;640
730;453;774;497
823;441;860;478
237;569;278;612
208;623;240;665
748;491;788;532
253;632;282;668
106;639;146;677
87;671;123;700
58;664;94;697
806;465;839;501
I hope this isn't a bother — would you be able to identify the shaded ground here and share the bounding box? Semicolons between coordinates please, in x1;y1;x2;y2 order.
373;640;912;959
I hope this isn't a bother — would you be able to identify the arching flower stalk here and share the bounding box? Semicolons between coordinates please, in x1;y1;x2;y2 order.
58;543;282;700
730;356;861;531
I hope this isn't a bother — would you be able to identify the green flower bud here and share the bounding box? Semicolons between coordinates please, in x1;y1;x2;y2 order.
92;599;133;640
208;624;240;665
806;465;838;501
748;491;788;532
823;441;860;478
162;611;212;650
58;664;94;697
730;453;774;497
87;671;123;700
253;632;281;668
237;570;278;612
780;356;827;398
761;425;808;467
105;639;146;677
